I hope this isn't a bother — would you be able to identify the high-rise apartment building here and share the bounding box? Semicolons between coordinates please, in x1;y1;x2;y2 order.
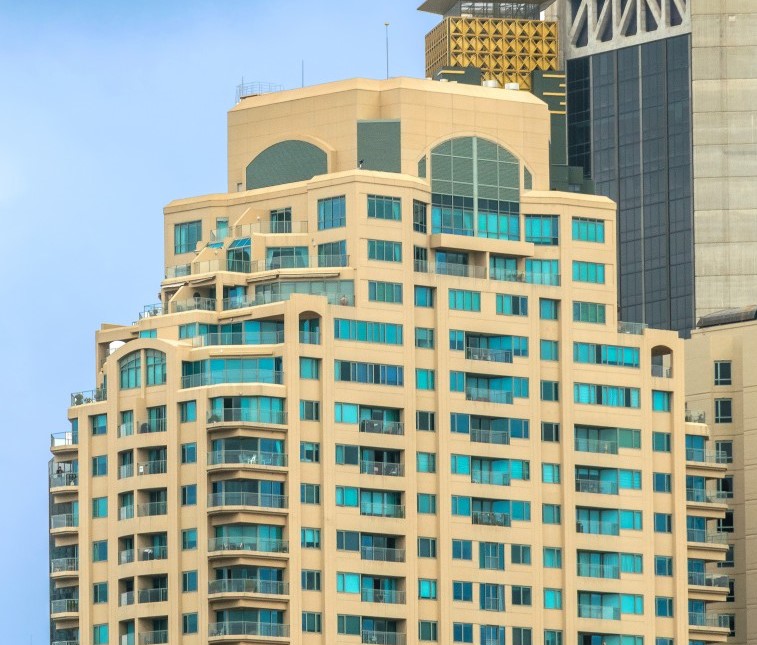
686;309;757;645
50;77;727;645
549;0;757;334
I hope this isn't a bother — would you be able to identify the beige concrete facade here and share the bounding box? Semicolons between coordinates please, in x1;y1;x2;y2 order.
51;77;726;645
686;320;757;644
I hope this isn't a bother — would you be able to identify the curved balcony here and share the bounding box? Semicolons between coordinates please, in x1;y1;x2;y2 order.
50;473;78;489
50;557;79;576
118;464;134;479
208;450;287;469
50;513;78;532
471;511;511;527
208;492;288;511
70;386;107;406
139;546;168;561
360;461;404;477
193;331;285;347
208;578;289;596
119;591;135;607
118;422;134;438
139;630;168;645
575;478;618;495
51;432;78;452
359;420;404;436
208;537;289;557
207;408;287;428
119;505;134;521
138;587;168;604
181;369;283;389
137;502;167;517
137;460;167;476
360;546;405;563
50;599;79;615
208;622;289;639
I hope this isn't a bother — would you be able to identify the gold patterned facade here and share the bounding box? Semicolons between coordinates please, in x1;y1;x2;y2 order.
425;17;559;91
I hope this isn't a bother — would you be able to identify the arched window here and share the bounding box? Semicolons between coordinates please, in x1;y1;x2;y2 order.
430;136;520;240
119;352;141;389
146;350;167;386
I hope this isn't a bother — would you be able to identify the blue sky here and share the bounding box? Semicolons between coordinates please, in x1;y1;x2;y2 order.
0;0;436;636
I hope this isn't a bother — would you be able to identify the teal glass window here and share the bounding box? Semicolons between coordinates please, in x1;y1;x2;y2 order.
269;208;291;233
655;556;673;576
119;352;141;389
452;539;472;560
544;588;563;609
451;495;471;516
92;540;108;562
174;220;201;254
572;216;605;242
183;613;198;634
413;200;428;232
418;493;437;514
368;239;402;262
317;240;347;267
334;402;359;424
574;383;640;408
655;596;674;617
525;259;560;285
179;400;196;423
182;570;198;592
542;463;560;483
453;622;474;643
301;528;321;548
93;624;109;645
139;329;157;338
336;486;359;507
337;572;361;593
302;612;322;633
368;280;402;303
335;361;404;386
266;245;308;269
416;369;435;390
542;503;561;524
418;537;437;558
449;289;481;311
574;343;640;367
511;544;531;564
543;547;562;568
92;455;107;477
334;318;403;345
653;390;672;411
181;485;197;506
449;371;464;392
417;452;436;473
181;443;196;464
496;294;527;316
419;621;438;641
415;327;435;349
573;301;606;324
414;285;434;307
145;350;166;386
541;340;559;361
300;357;320;379
540;298;559;320
301;483;321;504
93;582;108;603
544;630;563;645
368;195;401;220
317;196;346;229
653;432;671;452
453;582;473;602
182;528;197;549
573;261;606;283
525;214;559;245
92;497;108;518
541;380;559;402
300;442;320;463
300;400;320;421
653;473;672;492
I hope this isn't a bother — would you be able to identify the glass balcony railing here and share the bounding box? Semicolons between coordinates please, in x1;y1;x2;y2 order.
360;461;404;477
686;448;729;464
361;588;406;604
490;268;561;286
206;408;287;426
578;605;620;620
119;550;135;564
574;437;618;455
360;546;405;562
299;331;321;344
139;546;168;561
50;557;78;574
137;460;167;476
362;631;406;645
211;221;308;241
470;428;510;445
137;588;168;603
192;330;285;347
471;511;511;527
50;432;78;448
414;259;487;279
70;387;107;406
360;503;405;519
52;641;79;645
686;529;729;544
465;387;513;404
576;520;619;536
208;622;289;638
688;571;730;587
208;450;287;468
171;297;216;313
139;631;168;645
359;419;404;436
117;422;134;438
222;290;355;310
617;321;647;335
257;254;349;271
208;578;288;595
138;419;166;434
577;563;620;579
181;369;283;388
208;537;288;553
686;489;729;504
651;364;672;378
118;505;134;521
50;513;78;529
465;347;513;363
685;409;707;423
688;613;731;629
137;502;167;517
50;473;78;488
139;303;165;319
208;492;288;509
119;591;135;606
471;470;511;486
118;464;134;479
575;478;619;495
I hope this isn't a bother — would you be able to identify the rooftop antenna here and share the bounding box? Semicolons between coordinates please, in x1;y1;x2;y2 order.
384;22;390;79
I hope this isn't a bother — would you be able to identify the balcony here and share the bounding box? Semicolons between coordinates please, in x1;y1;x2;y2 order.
139;631;168;645
138;460;167;476
119;464;134;479
361;588;406;604
119;550;135;564
222;290;355;310
51;432;78;450
119;591;135;606
471;470;511;486
119;505;134;521
299;330;321;344
465;387;513;404
52;641;79;645
617;321;647;335
208;492;288;510
212;220;308;240
208;578;289;596
688;572;730;588
138;587;168;603
118;422;134;438
181;369;283;388
575;478;618;495
688;612;731;629
361;503;405;519
137;502;167;517
70;386;107;406
472;511;511;527
359;419;404;436
192;330;285;347
490;268;560;286
578;605;620;620
414;259;486;279
50;557;78;574
686;448;729;465
686;489;730;505
360;461;404;477
362;631;406;645
139;303;165;319
207;408;287;427
50;599;79;615
574;437;618;455
171;296;216;313
576;520;619;536
470;428;510;445
686;409;707;423
208;622;289;639
208;537;289;554
208;450;287;468
50;472;78;488
577;563;620;579
139;546;168;561
687;529;729;544
465;346;513;363
651;365;672;378
138;419;166;434
50;513;78;530
361;546;405;562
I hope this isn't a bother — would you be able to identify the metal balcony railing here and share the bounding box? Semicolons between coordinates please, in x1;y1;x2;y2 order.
577;563;620;579
576;520;619;536
465;387;513;404
578;605;620;620
208;621;289;638
50;472;78;488
137;501;167;517
119;591;134;606
688;571;730;587
70;386;107;406
181;368;283;388
470;428;510;445
119;549;135;564
50;599;79;614
575;478;619;495
360;503;405;518
208;537;289;553
465;346;513;363
617;321;647;334
360;460;404;477
574;437;618;454
50;432;78;448
686;448;729;464
688;613;731;628
299;331;321;344
138;587;168;603
206;407;287;426
139;546;168;561
208;578;288;595
118;505;134;521
472;511;511;527
139;630;168;645
686;488;729;504
118;422;134;438
118;464;134;479
171;297;216;313
362;631;407;645
361;588;405;604
208;450;287;467
137;460;167;476
138;419;166;434
360;546;405;562
686;529;729;544
50;557;78;573
471;470;511;486
208;492;287;509
50;513;78;529
651;364;672;378
192;330;285;347
359;419;404;436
